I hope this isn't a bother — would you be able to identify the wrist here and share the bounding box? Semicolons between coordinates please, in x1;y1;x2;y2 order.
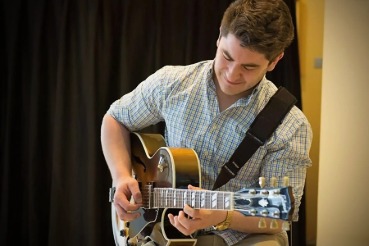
213;210;233;231
112;168;133;184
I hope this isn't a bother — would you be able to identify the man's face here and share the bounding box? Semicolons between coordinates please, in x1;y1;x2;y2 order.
213;33;282;98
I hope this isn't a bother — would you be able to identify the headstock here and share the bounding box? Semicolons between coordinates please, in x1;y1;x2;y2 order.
234;176;294;230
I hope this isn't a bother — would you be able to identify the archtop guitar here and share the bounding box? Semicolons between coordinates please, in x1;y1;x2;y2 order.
110;132;294;246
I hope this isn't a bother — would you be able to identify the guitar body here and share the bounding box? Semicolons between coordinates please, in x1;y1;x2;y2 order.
129;132;200;245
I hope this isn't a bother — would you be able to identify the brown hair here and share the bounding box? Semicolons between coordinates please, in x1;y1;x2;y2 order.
220;0;294;61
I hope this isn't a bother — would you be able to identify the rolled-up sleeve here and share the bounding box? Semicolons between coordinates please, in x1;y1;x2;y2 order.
107;69;166;131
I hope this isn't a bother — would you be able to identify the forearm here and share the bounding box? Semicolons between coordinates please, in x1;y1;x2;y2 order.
101;114;132;183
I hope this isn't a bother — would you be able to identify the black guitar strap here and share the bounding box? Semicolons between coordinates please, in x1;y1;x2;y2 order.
212;87;297;190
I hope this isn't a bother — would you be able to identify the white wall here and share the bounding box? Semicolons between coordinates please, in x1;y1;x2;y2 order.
317;0;369;245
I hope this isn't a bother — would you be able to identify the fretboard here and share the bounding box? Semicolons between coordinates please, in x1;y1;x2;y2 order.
152;188;234;210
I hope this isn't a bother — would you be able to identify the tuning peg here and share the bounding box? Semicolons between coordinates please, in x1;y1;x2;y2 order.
248;189;256;195
270;219;278;229
270;177;277;188
272;211;280;218
261;209;269;217
258;218;267;229
282;221;290;231
283;176;289;187
259;177;266;188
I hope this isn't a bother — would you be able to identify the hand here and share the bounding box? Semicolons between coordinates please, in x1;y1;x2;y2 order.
113;176;143;221
167;185;228;235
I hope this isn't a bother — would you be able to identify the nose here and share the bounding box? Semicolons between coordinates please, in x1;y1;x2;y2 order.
226;63;241;82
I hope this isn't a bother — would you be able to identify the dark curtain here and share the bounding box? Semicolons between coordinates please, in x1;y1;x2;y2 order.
0;0;304;245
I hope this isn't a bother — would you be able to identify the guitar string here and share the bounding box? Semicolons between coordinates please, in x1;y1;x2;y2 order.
140;187;288;218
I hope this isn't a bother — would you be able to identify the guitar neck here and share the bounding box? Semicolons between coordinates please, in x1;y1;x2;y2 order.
151;188;234;210
142;186;293;221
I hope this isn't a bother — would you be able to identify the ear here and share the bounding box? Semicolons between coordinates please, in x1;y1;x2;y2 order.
267;52;284;72
216;28;221;47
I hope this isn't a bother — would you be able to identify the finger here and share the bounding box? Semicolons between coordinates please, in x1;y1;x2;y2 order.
168;213;175;224
114;203;125;219
183;204;196;218
115;184;142;211
188;184;201;190
177;210;193;229
124;210;141;221
115;204;141;221
114;193;141;219
113;193;129;210
128;182;142;204
170;214;192;236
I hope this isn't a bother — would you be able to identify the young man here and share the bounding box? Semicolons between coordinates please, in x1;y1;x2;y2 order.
101;0;312;245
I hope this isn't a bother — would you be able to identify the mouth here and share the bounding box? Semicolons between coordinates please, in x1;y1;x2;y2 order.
224;78;242;86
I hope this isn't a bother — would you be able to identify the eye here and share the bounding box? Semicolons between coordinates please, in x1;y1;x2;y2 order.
222;52;231;61
242;65;257;71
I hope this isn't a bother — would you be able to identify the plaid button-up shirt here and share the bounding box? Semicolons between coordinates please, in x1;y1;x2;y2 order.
108;60;312;245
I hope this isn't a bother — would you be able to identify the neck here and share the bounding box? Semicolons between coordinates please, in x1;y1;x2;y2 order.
214;81;255;112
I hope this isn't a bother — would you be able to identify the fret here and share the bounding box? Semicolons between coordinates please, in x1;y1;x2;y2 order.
167;189;172;207
225;192;230;209
172;190;176;207
201;192;205;208
181;190;185;207
196;191;201;208
161;189;166;207
191;191;196;208
211;192;217;209
220;192;224;209
158;189;161;207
